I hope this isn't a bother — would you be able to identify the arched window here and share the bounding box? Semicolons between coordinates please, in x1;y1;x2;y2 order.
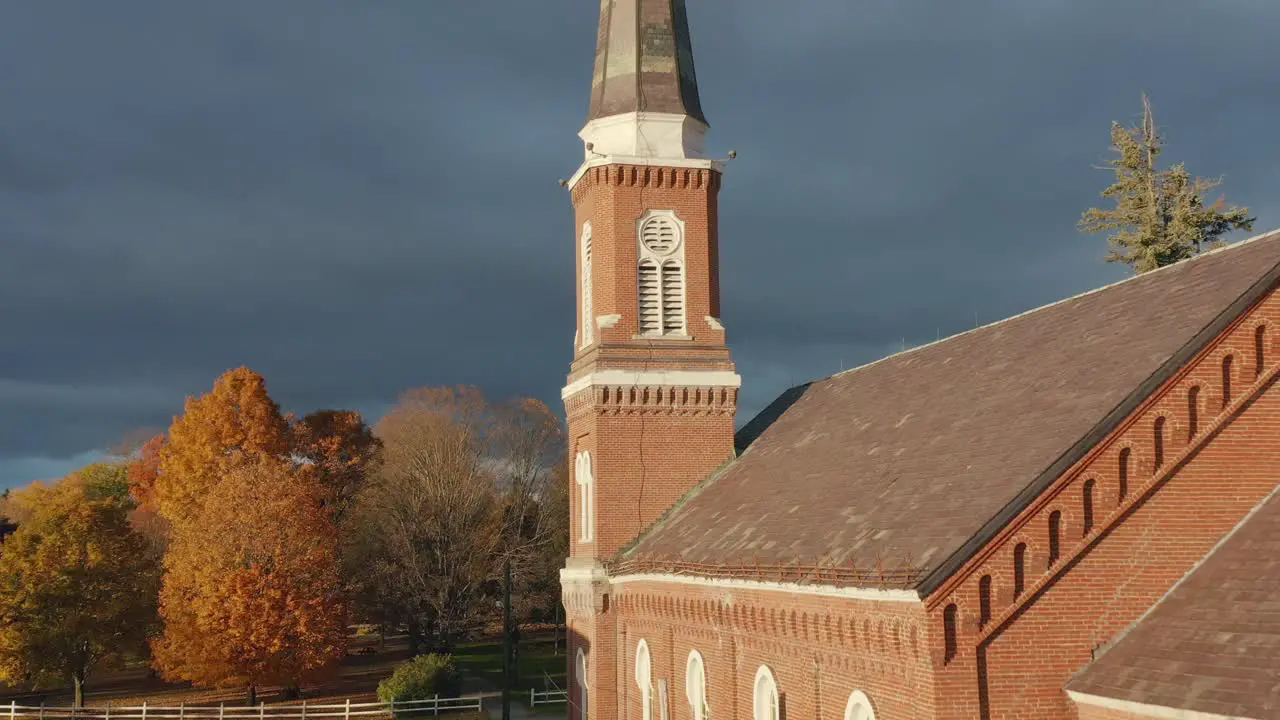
1082;479;1096;536
580;222;594;348
1222;355;1234;408
1048;511;1062;567
1187;386;1200;440
942;604;958;664
575;451;594;542
1118;448;1131;503
1013;543;1027;598
1153;416;1166;471
1257;325;1267;378
844;690;876;720
637;212;687;336
576;648;589;720
686;650;708;720
978;576;992;629
636;640;653;720
752;666;779;720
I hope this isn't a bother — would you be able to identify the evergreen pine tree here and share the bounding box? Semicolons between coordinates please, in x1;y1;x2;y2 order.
1079;95;1253;273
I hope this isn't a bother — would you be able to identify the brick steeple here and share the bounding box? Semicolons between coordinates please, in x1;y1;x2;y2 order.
561;5;738;718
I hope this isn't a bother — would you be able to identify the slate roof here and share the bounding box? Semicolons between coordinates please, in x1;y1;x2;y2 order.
618;231;1280;591
1067;487;1280;718
587;0;707;125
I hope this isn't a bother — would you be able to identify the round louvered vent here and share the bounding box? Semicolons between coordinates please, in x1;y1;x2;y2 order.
641;217;678;254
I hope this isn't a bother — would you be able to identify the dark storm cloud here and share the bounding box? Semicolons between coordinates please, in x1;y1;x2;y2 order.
3;0;1280;485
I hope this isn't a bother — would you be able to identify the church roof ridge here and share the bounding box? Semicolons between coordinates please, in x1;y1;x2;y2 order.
830;228;1280;385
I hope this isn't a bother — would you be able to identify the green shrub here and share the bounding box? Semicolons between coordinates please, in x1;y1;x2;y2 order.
377;653;462;708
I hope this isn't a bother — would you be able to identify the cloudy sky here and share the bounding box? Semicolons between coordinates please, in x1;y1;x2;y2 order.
2;0;1278;489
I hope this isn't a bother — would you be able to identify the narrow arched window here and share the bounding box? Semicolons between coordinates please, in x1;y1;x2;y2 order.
575;451;594;542
844;690;876;720
1153;416;1166;471
636;640;653;720
686;651;708;720
1118;448;1131;503
1256;325;1267;378
637;212;687;336
1187;386;1200;440
1013;543;1027;598
1222;355;1234;408
580;222;594;348
978;575;992;629
752;666;779;720
943;604;958;664
1082;479;1096;536
1047;511;1062;567
576;648;589;720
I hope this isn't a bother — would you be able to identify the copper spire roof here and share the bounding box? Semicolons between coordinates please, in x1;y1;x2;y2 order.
587;0;707;126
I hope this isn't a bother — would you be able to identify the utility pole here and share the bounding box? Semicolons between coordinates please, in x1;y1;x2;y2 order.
502;558;512;720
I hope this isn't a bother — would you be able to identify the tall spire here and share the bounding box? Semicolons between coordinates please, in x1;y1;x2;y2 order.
582;0;709;161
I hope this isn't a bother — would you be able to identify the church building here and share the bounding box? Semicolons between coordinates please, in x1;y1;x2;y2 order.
559;2;1280;719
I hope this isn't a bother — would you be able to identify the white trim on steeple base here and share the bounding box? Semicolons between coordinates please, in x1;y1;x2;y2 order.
561;369;742;400
568;112;724;190
581;112;707;161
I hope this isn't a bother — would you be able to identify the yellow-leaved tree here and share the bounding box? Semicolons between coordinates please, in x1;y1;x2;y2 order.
152;455;347;704
0;467;161;706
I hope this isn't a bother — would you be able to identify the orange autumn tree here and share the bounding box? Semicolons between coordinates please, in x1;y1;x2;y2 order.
149;368;349;702
152;455;346;704
153;368;291;526
126;434;166;511
291;410;382;520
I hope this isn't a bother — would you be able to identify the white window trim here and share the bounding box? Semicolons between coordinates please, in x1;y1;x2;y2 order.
844;690;875;720
753;665;779;720
576;648;589;720
581;222;594;349
686;650;708;720
575;450;594;543
636;210;688;337
636;639;653;720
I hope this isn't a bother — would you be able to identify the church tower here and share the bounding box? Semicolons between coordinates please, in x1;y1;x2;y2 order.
561;2;739;718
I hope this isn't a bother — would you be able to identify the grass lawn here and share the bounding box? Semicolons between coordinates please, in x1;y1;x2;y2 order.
452;631;569;697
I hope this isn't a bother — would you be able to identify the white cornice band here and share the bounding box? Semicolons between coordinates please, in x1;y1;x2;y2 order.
562;564;919;603
1065;691;1253;720
561;370;742;400
609;573;920;603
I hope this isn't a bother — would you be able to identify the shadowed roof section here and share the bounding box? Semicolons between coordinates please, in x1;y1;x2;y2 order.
618;231;1280;590
1067;486;1280;717
588;0;707;125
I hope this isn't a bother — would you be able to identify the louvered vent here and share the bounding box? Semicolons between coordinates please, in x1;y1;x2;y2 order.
661;261;685;333
638;260;661;333
641;217;678;254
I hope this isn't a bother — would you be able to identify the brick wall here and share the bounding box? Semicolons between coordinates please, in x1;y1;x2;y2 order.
609;581;936;720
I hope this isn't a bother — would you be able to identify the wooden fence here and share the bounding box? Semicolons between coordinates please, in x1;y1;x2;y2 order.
527;689;566;708
0;697;487;720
